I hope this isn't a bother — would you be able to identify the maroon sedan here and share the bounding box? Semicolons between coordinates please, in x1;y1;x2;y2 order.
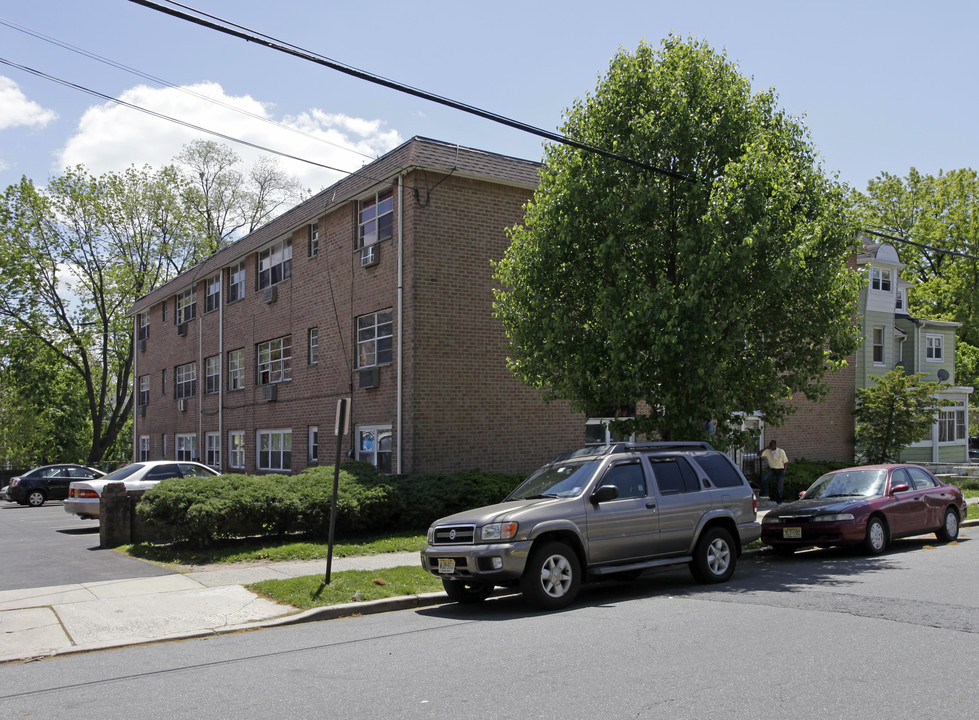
761;464;967;556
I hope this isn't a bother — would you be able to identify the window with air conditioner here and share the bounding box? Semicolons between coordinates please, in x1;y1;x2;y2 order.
175;362;196;399
176;288;196;324
357;309;393;368
258;335;292;384
258;238;292;289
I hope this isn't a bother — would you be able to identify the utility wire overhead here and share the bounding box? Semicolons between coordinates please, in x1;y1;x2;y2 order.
128;0;694;182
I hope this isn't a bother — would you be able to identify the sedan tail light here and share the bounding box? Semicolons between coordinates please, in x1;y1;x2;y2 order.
69;488;100;499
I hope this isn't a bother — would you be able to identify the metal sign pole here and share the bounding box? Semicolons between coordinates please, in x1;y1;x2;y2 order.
325;397;349;584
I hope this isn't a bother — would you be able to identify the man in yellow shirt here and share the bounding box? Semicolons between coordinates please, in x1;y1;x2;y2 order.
760;439;789;504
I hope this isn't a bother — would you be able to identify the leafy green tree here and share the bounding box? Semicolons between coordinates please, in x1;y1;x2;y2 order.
853;167;979;390
493;37;861;444
854;370;950;463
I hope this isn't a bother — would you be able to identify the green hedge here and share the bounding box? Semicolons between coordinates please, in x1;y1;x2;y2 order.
136;463;523;546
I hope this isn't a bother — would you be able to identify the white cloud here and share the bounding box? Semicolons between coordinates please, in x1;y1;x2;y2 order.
0;76;58;130
57;82;403;190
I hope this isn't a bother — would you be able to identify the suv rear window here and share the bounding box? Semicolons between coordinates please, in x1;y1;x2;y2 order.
647;456;700;494
689;452;745;488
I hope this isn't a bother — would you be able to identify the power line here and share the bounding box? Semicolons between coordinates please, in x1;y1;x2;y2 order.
128;0;695;183
0;15;381;165
861;228;979;262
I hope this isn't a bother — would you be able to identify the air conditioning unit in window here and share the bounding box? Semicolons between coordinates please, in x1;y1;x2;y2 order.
263;285;278;304
263;384;278;402
139;405;146;417
359;367;380;390
177;399;187;412
360;244;380;267
138;339;147;352
177;323;188;336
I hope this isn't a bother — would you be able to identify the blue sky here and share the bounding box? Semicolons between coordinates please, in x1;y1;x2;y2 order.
1;0;977;194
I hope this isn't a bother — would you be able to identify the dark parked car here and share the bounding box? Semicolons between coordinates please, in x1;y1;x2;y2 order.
761;464;967;555
6;464;106;507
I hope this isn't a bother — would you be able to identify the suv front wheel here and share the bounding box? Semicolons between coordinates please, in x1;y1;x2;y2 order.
690;526;737;583
521;540;581;610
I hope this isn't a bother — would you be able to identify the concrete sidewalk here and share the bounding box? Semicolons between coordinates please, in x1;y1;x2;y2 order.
3;499;976;664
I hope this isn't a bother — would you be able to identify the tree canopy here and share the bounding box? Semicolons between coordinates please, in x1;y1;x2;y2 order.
854;370;950;463
853;167;979;389
493;37;862;444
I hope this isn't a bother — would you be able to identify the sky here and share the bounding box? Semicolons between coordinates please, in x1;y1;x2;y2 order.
1;0;977;196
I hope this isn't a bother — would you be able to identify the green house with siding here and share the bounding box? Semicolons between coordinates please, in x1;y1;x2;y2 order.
857;239;972;463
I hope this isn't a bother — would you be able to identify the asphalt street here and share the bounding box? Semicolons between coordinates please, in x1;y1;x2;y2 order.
1;528;976;720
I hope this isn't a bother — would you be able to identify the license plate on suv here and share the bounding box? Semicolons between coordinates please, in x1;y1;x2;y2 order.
438;558;455;574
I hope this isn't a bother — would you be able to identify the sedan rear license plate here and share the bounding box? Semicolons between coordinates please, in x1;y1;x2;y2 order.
783;527;802;539
438;558;455;574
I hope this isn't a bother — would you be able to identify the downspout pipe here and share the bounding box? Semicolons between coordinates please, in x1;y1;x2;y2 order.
397;173;405;475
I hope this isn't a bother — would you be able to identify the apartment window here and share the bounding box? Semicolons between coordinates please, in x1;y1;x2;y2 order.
228;261;245;303
139;375;150;406
205;355;220;394
258;429;292;471
229;431;245;470
309;426;319;463
161;368;167;396
175;362;197;399
176;288;196;325
358;189;394;248
258;336;292;384
138;312;150;341
357;310;393;368
926;334;944;361
205;274;221;313
872;327;885;365
308;327;319;365
939;408;966;443
162;434;168;459
162;301;167;323
308;223;319;257
139;435;150;462
585;418;636;446
205;432;221;469
228;348;244;391
176;433;197;462
871;267;892;292
356;426;391;473
258;238;292;289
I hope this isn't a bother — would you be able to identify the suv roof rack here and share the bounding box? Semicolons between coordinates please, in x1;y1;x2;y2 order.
555;441;714;462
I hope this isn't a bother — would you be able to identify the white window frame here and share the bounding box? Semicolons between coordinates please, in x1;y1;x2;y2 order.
139;435;150;462
257;429;292;471
258;336;292;384
205;274;221;313
162;434;168;459
585;418;636;446
357;310;393;368
926;334;944;361
228;348;244;391
205;432;221;469
176;288;196;325
258;238;292;289
229;431;245;470
138;312;150;341
309;426;319;463
175;362;196;399
895;289;904;311
228;261;245;303
205;355;220;394
308;223;319;257
358;189;394;248
871;267;892;292
872;326;885;365
308;327;319;365
176;433;197;462
162;368;167;396
939;407;967;443
355;425;392;474
139;375;150;406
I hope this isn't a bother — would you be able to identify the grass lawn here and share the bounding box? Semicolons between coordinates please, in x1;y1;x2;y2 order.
248;566;444;610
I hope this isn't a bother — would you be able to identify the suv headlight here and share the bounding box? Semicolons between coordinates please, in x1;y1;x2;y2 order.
480;522;517;541
813;513;854;522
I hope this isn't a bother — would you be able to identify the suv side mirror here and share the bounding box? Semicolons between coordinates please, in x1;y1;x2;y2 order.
591;485;619;505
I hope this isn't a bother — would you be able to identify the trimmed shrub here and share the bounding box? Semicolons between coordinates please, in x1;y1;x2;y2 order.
394;470;524;530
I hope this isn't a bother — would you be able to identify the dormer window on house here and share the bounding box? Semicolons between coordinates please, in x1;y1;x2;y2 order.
258;238;292;289
176;288;196;324
871;268;892;292
926;334;944;361
358;189;394;249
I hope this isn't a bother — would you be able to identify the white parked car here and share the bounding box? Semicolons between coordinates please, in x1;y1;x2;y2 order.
64;461;219;520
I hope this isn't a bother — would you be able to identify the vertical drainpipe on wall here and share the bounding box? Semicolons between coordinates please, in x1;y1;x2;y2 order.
218;279;224;469
199;304;204;462
396;172;405;476
132;315;138;462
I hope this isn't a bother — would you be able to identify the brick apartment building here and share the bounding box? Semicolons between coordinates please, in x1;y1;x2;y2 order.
128;137;586;477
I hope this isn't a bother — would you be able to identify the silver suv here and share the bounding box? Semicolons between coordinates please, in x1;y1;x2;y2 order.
420;442;760;610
